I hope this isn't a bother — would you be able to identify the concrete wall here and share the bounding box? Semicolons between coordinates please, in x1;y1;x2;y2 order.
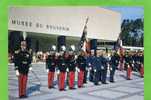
9;6;121;41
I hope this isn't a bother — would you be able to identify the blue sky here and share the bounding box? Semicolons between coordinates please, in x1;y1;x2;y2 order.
104;7;144;21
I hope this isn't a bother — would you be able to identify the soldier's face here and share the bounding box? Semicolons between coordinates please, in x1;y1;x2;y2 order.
21;45;26;50
91;51;94;56
21;41;27;50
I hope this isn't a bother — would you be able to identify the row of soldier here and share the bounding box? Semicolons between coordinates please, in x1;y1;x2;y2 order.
13;41;144;98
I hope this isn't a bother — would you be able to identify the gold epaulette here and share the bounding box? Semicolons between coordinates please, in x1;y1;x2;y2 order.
14;50;20;54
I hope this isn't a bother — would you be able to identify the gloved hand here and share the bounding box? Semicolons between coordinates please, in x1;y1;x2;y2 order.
66;68;69;72
29;67;32;71
86;67;88;71
101;66;104;70
110;67;112;71
46;69;49;73
89;67;92;70
76;67;80;72
16;70;19;76
94;69;96;72
75;55;78;59
88;63;91;66
57;70;60;74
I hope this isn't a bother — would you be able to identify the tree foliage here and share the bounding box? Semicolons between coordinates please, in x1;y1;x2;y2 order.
121;18;144;47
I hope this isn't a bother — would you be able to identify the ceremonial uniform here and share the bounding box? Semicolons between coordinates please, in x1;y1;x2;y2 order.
76;55;86;88
14;49;32;98
88;56;95;82
124;54;133;80
83;55;91;83
139;54;144;78
57;54;67;91
101;56;108;84
92;56;102;85
67;54;76;89
110;53;119;82
46;54;56;88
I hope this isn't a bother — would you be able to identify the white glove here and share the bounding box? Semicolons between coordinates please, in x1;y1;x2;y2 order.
16;70;19;76
46;69;49;73
94;69;96;72
29;67;32;71
101;66;104;70
66;68;69;72
89;67;92;70
76;67;80;72
57;70;60;74
86;67;88;71
110;67;112;71
75;55;78;59
88;63;91;66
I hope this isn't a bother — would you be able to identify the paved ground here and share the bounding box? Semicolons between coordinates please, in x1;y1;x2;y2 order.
9;63;144;100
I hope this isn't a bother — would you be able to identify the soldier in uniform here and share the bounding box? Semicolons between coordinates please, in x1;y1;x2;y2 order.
134;52;144;78
46;45;57;89
76;50;86;88
57;45;67;91
124;52;133;80
100;51;109;84
67;45;76;89
92;50;102;85
89;50;95;82
14;41;32;98
139;52;144;78
85;52;92;83
110;51;120;82
83;51;91;84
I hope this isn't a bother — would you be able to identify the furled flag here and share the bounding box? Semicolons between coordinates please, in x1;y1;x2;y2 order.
78;17;90;54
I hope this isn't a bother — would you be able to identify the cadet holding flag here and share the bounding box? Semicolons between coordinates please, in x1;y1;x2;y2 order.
76;50;86;88
46;45;57;89
14;41;32;98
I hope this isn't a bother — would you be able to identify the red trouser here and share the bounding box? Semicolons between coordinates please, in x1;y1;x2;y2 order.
78;70;84;87
18;74;28;97
69;71;75;88
140;64;144;77
127;66;132;79
59;72;66;90
48;72;55;88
